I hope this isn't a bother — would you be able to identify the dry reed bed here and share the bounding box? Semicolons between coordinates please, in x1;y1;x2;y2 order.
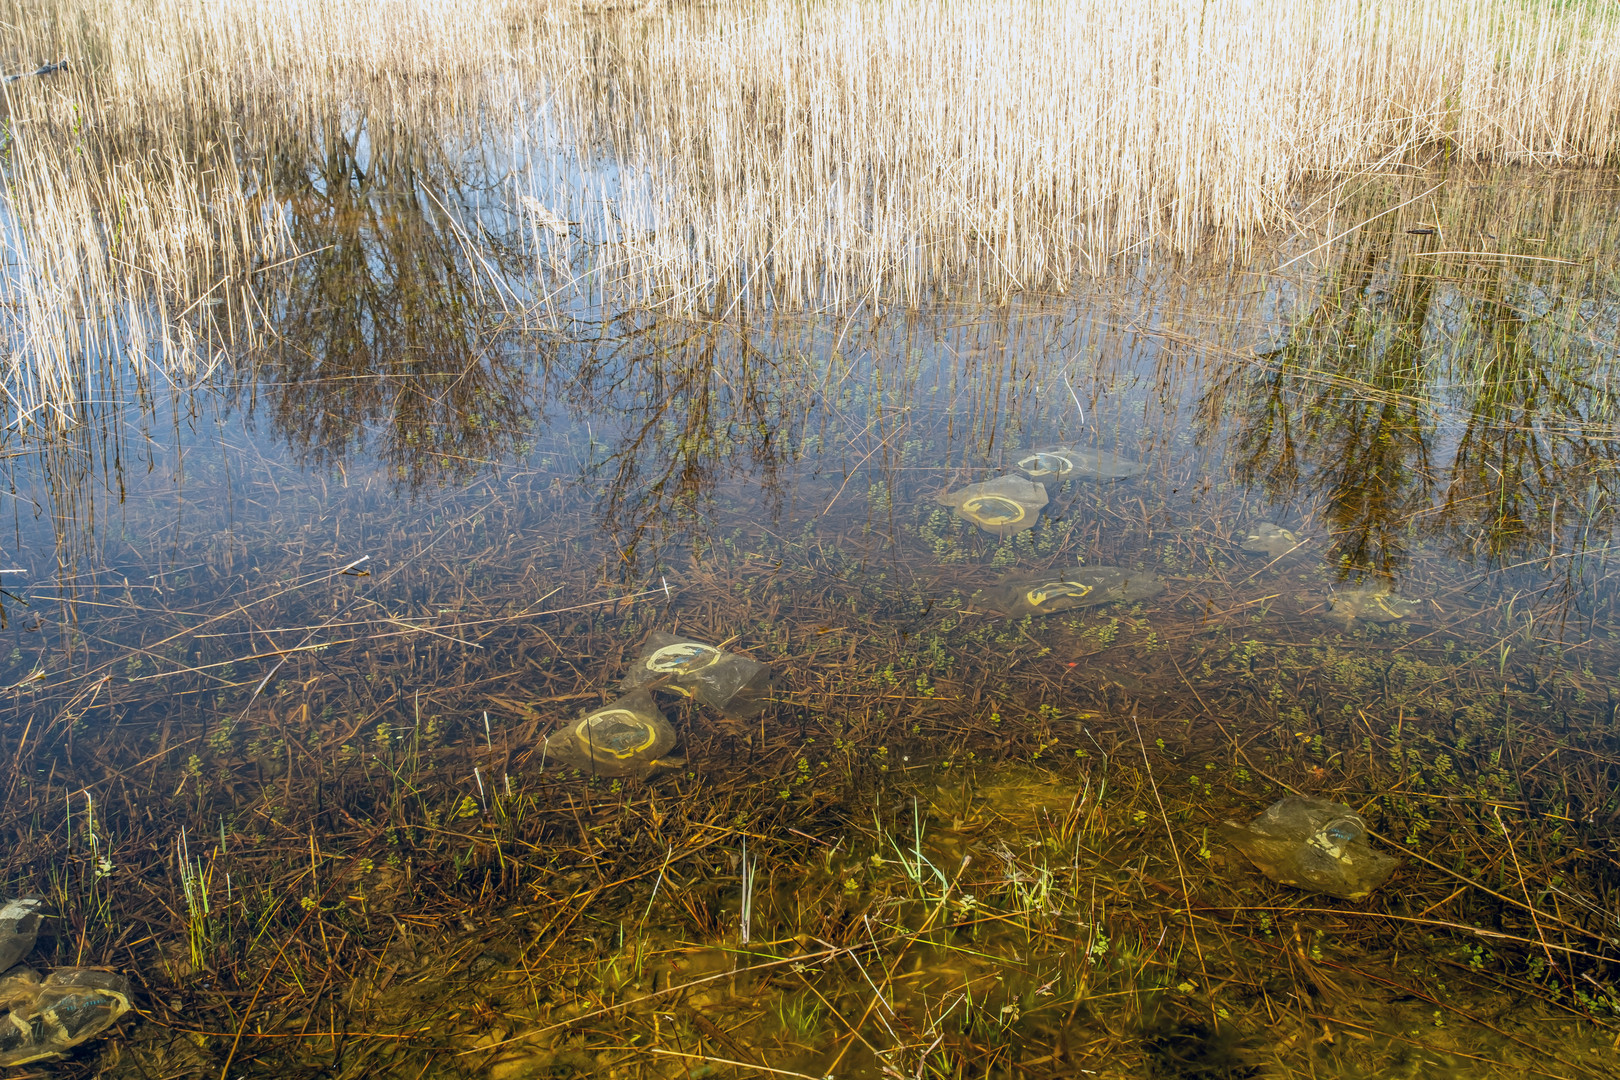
5;0;1620;417
536;0;1620;306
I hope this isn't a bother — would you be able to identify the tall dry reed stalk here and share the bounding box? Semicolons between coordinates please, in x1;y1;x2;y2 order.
1;0;1618;420
529;0;1620;308
0;0;527;426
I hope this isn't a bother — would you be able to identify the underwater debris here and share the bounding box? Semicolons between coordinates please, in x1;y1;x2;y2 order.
935;476;1049;536
1013;445;1147;487
980;567;1164;617
1223;797;1398;900
622;630;774;718
541;690;680;777
1238;522;1301;559
0;967;132;1066
0;898;42;972
1327;584;1422;625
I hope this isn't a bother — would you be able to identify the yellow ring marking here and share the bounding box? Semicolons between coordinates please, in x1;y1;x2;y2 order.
1017;452;1074;478
961;495;1027;526
579;709;658;759
1025;581;1094;608
647;642;723;673
1372;594;1407;618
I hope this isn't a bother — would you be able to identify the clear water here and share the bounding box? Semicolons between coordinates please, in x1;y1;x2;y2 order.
3;159;1619;1079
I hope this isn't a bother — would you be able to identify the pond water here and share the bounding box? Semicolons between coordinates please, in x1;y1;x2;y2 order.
2;160;1620;1079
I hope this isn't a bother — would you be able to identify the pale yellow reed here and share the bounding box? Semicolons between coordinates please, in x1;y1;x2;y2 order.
1;0;1617;418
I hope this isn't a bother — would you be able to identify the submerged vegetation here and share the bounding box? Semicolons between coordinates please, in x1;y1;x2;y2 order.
3;187;1620;1072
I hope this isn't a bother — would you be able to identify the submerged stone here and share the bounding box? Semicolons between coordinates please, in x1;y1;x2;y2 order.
541;690;679;777
936;476;1049;537
1014;445;1147;485
621;631;774;718
1223;797;1398;901
0;967;132;1066
1328;585;1422;624
1238;522;1302;559
981;567;1164;617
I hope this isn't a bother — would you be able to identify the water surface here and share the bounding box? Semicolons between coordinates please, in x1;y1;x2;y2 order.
3;160;1620;1079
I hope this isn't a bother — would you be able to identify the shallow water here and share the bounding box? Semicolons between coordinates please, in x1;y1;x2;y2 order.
3;160;1620;1079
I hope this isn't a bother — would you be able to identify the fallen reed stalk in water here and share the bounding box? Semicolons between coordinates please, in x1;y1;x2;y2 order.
2;299;1618;1076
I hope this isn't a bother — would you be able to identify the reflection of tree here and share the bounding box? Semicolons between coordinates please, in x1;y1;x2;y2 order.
236;111;806;573
1432;278;1619;566
1214;215;1620;579
567;306;801;575
249;114;536;489
1224;216;1435;578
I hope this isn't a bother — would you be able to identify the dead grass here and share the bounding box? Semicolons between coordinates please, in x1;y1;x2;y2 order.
534;0;1620;308
3;0;1620;417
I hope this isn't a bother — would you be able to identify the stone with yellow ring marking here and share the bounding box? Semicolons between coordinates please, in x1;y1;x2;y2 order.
1240;521;1304;559
981;567;1164;617
960;494;1027;526
622;631;775;719
1014;444;1146;486
541;689;679;777
936;476;1048;537
1326;584;1423;625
